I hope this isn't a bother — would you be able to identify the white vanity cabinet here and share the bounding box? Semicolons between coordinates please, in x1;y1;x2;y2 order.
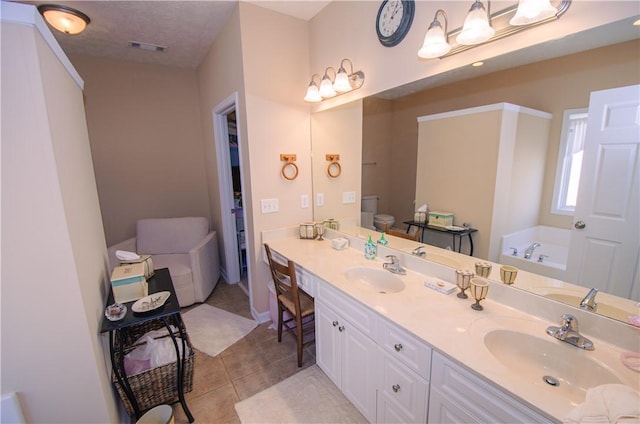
428;351;553;424
315;280;379;422
376;318;431;423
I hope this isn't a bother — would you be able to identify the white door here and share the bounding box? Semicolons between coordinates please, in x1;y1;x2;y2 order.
214;94;241;284
566;85;640;300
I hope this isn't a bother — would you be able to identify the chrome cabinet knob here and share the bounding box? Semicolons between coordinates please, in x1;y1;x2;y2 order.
394;343;403;351
338;325;345;332
392;384;400;393
332;321;338;327
574;221;586;229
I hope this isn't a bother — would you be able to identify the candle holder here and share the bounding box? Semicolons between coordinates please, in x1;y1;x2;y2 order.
455;269;473;299
500;265;518;285
475;261;492;278
469;278;489;311
315;222;326;241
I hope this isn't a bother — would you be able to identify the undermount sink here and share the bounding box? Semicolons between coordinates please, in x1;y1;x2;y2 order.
544;293;634;322
484;329;622;404
344;267;405;293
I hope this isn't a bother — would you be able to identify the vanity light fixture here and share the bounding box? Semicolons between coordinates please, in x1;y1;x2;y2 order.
418;10;451;59
417;0;571;59
37;4;90;35
304;58;365;102
456;1;495;46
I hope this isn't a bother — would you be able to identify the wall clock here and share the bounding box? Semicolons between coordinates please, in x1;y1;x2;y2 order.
376;0;415;47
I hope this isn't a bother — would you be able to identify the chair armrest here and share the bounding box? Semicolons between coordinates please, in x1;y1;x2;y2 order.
189;231;220;302
107;237;136;272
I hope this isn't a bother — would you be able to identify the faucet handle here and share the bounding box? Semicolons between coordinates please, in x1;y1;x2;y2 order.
560;314;578;332
537;254;548;263
385;254;399;264
508;247;518;256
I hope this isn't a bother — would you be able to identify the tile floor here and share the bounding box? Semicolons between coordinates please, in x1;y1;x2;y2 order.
172;280;316;423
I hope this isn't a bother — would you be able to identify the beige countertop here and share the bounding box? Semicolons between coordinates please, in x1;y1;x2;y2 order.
265;235;640;422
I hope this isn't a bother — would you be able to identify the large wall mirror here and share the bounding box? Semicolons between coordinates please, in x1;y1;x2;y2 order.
310;17;640;325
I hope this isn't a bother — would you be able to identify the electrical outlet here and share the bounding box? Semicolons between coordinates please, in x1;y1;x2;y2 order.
343;191;356;204
260;198;279;213
316;193;324;207
301;194;309;208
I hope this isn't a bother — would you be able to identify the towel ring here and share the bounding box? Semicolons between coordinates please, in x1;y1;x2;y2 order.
280;154;298;180
326;154;341;178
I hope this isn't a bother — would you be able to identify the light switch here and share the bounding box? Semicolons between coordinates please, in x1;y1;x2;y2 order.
261;198;279;213
316;193;324;207
343;191;356;204
301;194;309;208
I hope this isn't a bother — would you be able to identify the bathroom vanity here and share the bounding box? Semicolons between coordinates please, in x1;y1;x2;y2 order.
263;229;639;423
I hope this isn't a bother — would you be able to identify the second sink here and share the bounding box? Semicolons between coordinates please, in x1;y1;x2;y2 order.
344;267;405;293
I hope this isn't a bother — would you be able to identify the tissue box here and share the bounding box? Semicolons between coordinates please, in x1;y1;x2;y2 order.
429;211;453;227
119;254;154;279
331;237;349;250
111;263;148;303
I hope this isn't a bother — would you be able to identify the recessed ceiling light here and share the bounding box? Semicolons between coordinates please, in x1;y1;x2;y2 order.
128;41;167;53
472;61;484;67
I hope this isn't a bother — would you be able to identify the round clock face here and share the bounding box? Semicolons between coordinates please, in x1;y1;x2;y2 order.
376;0;415;47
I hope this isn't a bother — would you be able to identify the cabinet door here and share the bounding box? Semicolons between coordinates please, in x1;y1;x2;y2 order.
342;321;379;423
315;302;341;386
377;352;428;424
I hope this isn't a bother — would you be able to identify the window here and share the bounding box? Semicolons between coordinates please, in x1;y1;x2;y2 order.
551;108;588;215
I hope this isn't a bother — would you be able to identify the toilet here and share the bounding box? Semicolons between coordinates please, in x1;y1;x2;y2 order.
362;195;395;232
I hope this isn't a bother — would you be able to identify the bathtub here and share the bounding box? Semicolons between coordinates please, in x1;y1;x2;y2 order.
500;226;571;280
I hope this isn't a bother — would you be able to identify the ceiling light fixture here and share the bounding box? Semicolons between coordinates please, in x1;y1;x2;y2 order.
37;4;90;35
418;0;571;59
304;58;365;103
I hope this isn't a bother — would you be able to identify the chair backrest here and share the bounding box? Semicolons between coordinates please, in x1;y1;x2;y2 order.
137;217;209;255
264;244;301;313
387;228;422;241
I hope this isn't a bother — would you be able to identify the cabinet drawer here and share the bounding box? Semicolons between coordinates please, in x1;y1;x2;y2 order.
377;352;428;423
317;279;376;338
378;317;431;380
430;351;553;423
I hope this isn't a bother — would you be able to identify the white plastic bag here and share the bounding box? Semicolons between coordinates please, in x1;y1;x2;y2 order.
124;332;189;375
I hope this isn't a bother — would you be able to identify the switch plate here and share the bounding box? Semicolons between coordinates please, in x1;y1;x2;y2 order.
260;198;279;213
343;191;356;204
316;193;324;207
301;194;309;208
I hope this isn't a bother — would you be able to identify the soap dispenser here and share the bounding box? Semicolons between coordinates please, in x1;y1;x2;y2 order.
364;235;377;260
377;232;388;246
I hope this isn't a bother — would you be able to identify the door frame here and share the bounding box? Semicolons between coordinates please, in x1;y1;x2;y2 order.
213;92;246;285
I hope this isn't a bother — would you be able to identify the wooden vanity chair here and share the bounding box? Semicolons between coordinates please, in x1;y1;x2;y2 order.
264;244;315;367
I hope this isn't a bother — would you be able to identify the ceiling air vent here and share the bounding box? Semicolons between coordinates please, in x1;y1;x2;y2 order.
128;41;167;53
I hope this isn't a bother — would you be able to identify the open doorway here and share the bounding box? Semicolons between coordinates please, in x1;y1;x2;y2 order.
213;93;248;291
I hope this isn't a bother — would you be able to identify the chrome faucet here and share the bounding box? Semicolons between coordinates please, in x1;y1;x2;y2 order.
383;255;407;275
524;242;541;259
546;314;594;350
411;246;426;257
580;288;598;312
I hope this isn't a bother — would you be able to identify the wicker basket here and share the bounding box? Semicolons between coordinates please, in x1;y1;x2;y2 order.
112;318;195;416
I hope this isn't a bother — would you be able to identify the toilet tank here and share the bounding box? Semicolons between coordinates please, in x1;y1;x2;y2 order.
361;195;378;214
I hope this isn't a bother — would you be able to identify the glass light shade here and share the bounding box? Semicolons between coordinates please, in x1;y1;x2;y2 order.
333;69;352;93
418;22;451;58
304;83;322;102
319;75;336;98
456;2;495;45
39;6;90;35
510;0;557;25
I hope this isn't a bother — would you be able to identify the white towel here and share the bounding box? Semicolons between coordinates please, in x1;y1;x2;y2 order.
115;250;140;261
564;384;640;424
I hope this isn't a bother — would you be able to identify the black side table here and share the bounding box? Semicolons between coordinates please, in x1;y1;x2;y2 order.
404;220;478;256
100;268;194;422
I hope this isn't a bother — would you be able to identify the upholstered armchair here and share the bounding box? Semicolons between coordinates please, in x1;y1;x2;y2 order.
108;217;220;307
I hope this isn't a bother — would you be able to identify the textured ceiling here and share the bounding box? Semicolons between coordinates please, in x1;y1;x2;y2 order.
14;0;329;68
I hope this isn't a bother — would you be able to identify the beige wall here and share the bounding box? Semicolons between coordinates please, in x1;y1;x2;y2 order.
71;56;211;246
1;14;117;422
367;40;640;235
237;3;313;314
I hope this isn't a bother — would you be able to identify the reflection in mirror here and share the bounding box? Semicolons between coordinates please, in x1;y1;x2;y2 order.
311;19;639;324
